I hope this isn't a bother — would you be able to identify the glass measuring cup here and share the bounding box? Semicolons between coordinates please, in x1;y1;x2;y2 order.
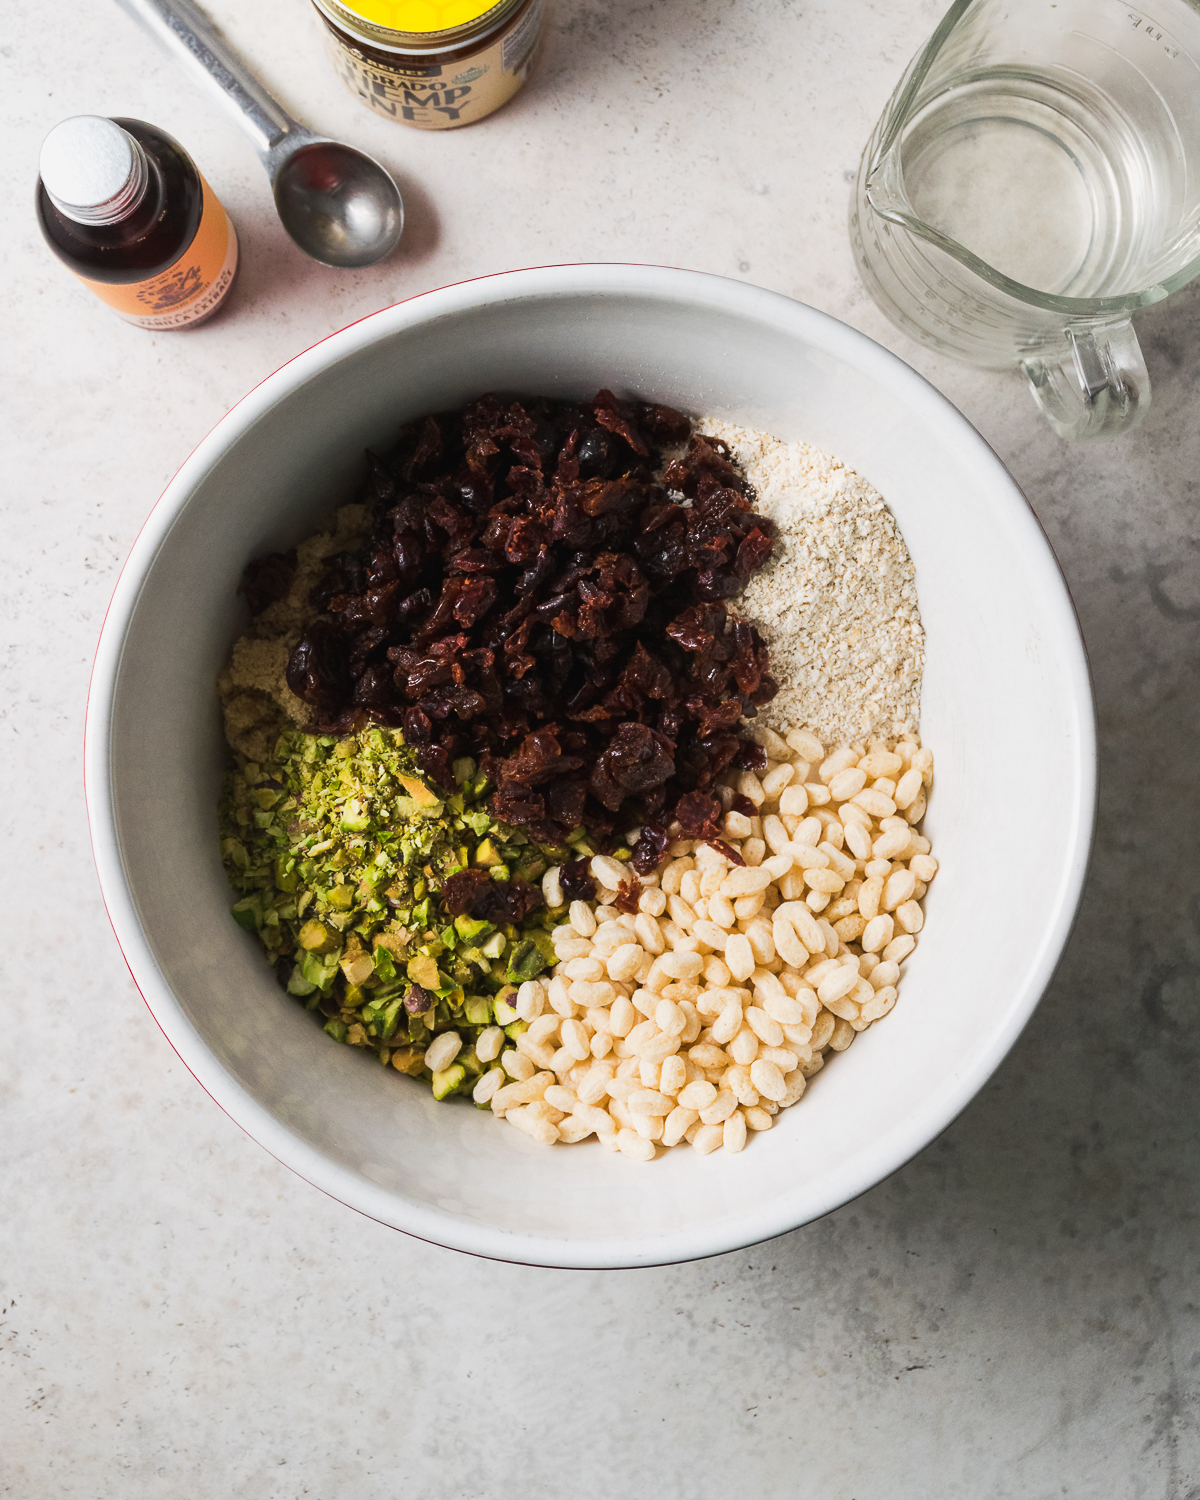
851;0;1200;439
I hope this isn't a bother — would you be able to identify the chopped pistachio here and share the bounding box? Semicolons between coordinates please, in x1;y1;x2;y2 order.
222;838;249;870
505;938;547;984
298;919;336;952
340;949;375;986
474;838;503;867
300;950;340;992
463;995;493;1027
454;914;491;943
457;1047;484;1079
493;987;520;1026
480;930;507;960
379;997;405;1040
231;896;261;931
407;953;440;990
431;1063;466;1100
340;799;371;832
391;1046;425;1076
397;774;441;808
512;849;547;883
286;967;317;998
219;719;592;1102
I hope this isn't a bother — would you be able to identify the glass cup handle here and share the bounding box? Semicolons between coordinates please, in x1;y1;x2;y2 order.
1021;322;1149;441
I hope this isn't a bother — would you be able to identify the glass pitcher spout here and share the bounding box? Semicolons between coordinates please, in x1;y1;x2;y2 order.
862;149;910;227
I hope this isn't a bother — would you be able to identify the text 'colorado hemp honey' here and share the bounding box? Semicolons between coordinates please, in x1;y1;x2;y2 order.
312;0;544;129
36;116;238;330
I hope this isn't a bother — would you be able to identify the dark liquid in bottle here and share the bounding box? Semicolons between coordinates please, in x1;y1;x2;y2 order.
36;118;203;285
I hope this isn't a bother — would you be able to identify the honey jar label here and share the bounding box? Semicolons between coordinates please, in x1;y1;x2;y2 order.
324;0;542;129
74;176;239;329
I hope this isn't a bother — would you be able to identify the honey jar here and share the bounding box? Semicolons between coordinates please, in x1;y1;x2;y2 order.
312;0;544;129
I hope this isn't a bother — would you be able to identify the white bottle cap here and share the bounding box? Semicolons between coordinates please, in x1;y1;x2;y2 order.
39;116;148;225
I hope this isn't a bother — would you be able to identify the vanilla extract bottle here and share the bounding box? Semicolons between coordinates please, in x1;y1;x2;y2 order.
36;115;238;330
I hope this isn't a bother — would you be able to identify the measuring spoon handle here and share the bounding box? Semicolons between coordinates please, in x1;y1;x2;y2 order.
111;0;302;158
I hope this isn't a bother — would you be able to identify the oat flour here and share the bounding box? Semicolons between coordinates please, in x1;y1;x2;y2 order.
696;418;924;746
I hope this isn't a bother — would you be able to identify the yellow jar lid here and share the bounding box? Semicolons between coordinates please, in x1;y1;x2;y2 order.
338;0;497;30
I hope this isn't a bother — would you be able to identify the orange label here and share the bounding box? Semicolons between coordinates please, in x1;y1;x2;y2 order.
323;0;542;129
76;175;238;329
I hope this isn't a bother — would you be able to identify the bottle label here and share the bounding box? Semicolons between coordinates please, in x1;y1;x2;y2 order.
323;0;542;129
74;175;239;329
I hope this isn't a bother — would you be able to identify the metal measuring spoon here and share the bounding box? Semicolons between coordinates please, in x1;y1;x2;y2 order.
114;0;403;268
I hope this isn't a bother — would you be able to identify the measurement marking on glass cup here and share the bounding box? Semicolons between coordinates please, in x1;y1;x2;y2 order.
1126;10;1181;58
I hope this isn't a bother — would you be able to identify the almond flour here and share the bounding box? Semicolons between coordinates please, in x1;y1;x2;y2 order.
218;503;367;761
695;418;924;745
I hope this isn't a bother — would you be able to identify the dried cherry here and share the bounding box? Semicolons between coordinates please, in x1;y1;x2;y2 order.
238;550;295;614
262;393;780;868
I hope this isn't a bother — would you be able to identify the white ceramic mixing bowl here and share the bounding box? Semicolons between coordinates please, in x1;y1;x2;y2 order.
85;265;1095;1267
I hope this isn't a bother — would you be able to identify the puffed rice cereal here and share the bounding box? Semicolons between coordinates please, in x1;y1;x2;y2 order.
472;729;937;1159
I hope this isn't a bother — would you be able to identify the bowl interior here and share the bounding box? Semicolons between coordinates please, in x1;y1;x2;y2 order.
91;269;1093;1266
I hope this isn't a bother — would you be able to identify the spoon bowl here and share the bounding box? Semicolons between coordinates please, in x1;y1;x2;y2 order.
114;0;405;268
272;139;403;269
